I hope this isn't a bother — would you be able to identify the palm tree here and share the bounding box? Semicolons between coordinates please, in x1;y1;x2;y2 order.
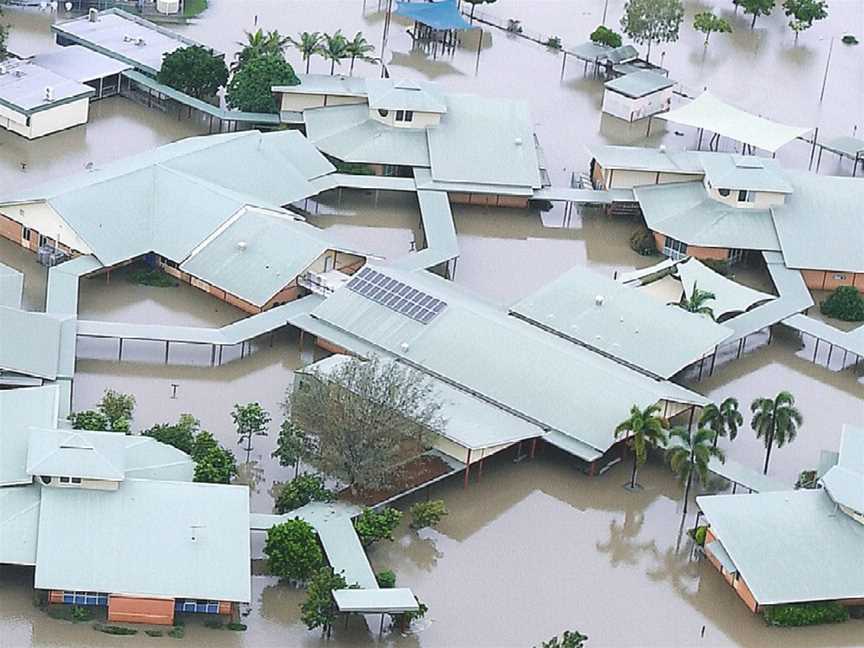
665;426;724;516
614;404;669;490
699;397;743;447
344;32;377;76
321;31;349;75
234;29;289;71
288;31;323;74
677;282;716;319
751;391;803;475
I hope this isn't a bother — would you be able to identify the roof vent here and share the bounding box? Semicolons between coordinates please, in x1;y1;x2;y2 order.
514;137;523;146
88;8;98;22
594;295;605;306
400;342;410;353
123;34;134;42
136;37;146;47
236;241;247;251
659;144;667;153
0;65;6;76
44;86;54;102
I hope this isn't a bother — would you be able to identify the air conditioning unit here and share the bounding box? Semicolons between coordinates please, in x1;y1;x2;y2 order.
88;8;98;22
44;86;54;102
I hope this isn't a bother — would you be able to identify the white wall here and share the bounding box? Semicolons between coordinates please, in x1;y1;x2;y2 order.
0;103;30;137
432;435;516;465
368;108;441;129
279;92;366;112
0;99;89;140
4;201;93;253
602;87;673;123
706;185;786;209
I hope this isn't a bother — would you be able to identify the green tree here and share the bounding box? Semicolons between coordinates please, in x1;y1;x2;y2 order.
751;391;803;474
288;31;323;73
614;404;669;489
353;507;403;547
409;500;448;529
320;31;349;75
783;0;826;41
677;282;716;319
227;53;299;113
272;420;309;478
264;518;324;582
300;567;348;637
233;28;289;71
193;445;238;484
376;570;396;588
157;45;228;98
536;630;589;648
68;389;135;432
67;410;111;432
693;12;733;46
231;402;271;464
620;0;685;61
143;413;200;455
344;32;377;76
820;286;864;322
590;25;623;48
191;430;219;462
275;474;334;514
0;8;9;62
699;397;743;447
738;0;776;29
665;426;724;515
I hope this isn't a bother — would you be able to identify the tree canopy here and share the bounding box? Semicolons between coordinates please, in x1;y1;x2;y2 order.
286;355;443;492
783;0;827;40
693;12;733;45
590;25;623;48
620;0;684;60
288;31;324;73
353;507;403;547
677;282;716;319
665;426;724;515
275;474;334;514
738;0;776;29
143;413;200;455
226;53;299;113
614;403;668;489
233;28;289;71
300;567;348;636
157;45;228;98
264;518;324;582
751;391;802;474
193;445;238;484
68;389;135;433
699;397;743;446
231;402;272;463
272;419;311;478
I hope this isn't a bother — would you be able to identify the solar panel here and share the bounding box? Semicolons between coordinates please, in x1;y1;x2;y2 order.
346;268;448;325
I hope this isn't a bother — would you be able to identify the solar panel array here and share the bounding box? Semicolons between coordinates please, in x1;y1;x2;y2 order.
346;267;447;324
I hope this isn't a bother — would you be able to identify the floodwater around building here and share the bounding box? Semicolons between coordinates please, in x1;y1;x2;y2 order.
1;0;862;646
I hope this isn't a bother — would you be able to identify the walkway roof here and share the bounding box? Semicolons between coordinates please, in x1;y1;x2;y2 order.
26;428;126;482
391;189;459;272
771;172;864;273
308;264;708;461
35;479;251;602
124;436;194;481
821;135;864;158
0;485;41;565
0;263;23;309
587;144;703;175
677;259;774;319
52;9;219;75
820;424;864;515
706;456;786;493
46;255;102;315
699;153;792;194
333;588;418;613
604;70;675;98
783;314;864;361
395;0;473;31
0;307;69;380
274;74;367;97
0;60;94;115
634;182;781;251
367;79;447;114
657;92;811;154
697;490;864;605
31;45;131;83
510;265;731;378
0;386;60;487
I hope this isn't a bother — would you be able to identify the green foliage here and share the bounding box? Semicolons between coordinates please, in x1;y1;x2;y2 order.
67;410;111;432
376;570;397;588
590;25;623;48
264;518;324;581
409;499;448;529
693;12;733;45
353;507;403;547
398;597;428;626
615;403;669;489
233;28;289;71
191;429;219;462
167;624;185;639
620;0;684;59
157;45;228;98
182;0;208;17
795;469;818;489
145;629;164;637
738;0;776;29
677;282;716;319
841;35;859;45
93;623;138;635
300;567;348;634
70;606;92;622
751;391;803;474
204;619;224;629
320;31;349;74
820;286;864;322
0;22;9;62
536;630;589;648
127;268;176;287
344;32;377;75
545;36;563;50
227;53;299;113
629;226;657;256
692;525;708;546
783;0;827;38
226;622;247;631
193;445;238;484
763;602;848;626
666;427;724;514
231;402;272;463
288;31;324;73
275;473;335;513
332;160;376;175
700;397;743;444
68;389;135;432
144;413;201;455
272;420;311;476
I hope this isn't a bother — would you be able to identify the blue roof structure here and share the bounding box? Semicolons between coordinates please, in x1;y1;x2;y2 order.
395;0;474;31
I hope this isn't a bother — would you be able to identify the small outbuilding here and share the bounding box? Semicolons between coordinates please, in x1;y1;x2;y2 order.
31;45;131;101
602;71;675;122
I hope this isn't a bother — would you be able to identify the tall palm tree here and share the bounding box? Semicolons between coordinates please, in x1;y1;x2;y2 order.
288;31;323;74
321;31;349;75
614;404;669;490
344;32;377;76
677;282;716;319
751;391;803;475
699;397;743;447
234;29;289;71
665;426;724;516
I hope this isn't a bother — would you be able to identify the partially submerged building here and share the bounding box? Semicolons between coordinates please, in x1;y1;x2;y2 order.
602;70;675;123
697;424;864;613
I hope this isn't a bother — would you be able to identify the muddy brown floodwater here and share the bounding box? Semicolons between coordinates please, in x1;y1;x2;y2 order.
1;1;863;646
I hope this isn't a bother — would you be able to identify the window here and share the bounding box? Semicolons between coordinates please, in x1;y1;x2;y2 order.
175;599;220;614
737;189;752;203
40;475;52;485
395;110;405;122
71;477;82;484
718;188;730;197
728;248;745;264
62;591;108;606
378;109;389;117
22;226;32;241
59;476;70;484
663;236;688;260
404;110;414;122
39;234;51;248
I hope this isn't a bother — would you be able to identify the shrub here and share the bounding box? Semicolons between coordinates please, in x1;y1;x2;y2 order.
194;445;238;484
127;268;177;287
763;601;848;626
71;606;92;623
590;25;623;48
692;525;708;546
536;630;589;648
545;36;562;49
93;623;138;635
353;507;403;547
275;474;335;514
227;622;247;631
168;625;185;639
795;469;818;489
820;286;864;321
396;596;428;629
300;567;348;634
841;34;858;45
409;499;448;529
629;226;657;256
264;518;324;581
145;629;164;637
204;619;224;629
376;570;397;588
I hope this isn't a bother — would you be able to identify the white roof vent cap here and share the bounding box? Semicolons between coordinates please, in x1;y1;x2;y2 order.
659;144;667;153
514;137;523;146
400;342;410;353
595;295;605;306
236;241;247;251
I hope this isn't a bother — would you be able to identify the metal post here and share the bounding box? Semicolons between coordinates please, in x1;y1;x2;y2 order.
709;347;718;376
118;338;123;361
218;345;223;365
530;438;538;459
819;37;834;103
560;51;568;78
463;449;471;488
813;338;819;362
164;340;169;364
827;344;833;366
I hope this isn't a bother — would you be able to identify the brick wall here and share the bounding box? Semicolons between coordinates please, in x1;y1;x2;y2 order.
801;269;863;293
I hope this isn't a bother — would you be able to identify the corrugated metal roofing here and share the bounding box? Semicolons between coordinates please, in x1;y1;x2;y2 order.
26;428;126;482
0;307;68;380
276;74;367;96
31;45;131;83
587;144;703;174
124;436;194;481
366;78;447;114
0;485;41;565
333;588;418;613
677;258;774;318
820;424;864;515
0;262;23;309
706;455;787;493
0;386;60;486
604;70;675;98
0;59;93;115
700;153;793;194
697;490;864;605
35;479;251;601
391;189;459;272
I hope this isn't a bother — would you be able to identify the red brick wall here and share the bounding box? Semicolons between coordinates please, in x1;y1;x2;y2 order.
801;269;863;293
108;596;175;625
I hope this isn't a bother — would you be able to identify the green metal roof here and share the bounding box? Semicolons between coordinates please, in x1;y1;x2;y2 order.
700;153;793;194
26;428;127;482
275;74;368;97
587;144;703;174
511;265;732;379
820;424;864;515
333;588;419;613
677;258;774;319
772;172;864;273
35;479;251;601
0;262;23;309
391;190;459;272
706;456;786;493
604;71;675;98
0;386;60;487
0;485;41;565
635;182;781;251
0;307;67;380
697;490;864;605
366;78;447;114
46;255;102;315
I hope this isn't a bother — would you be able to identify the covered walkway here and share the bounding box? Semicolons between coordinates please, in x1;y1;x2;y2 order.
783;314;864;368
392;190;459;274
707;456;787;494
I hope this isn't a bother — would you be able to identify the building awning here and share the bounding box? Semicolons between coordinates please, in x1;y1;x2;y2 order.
705;539;737;574
657;92;811;153
333;588;419;613
395;0;474;31
707;456;786;493
677;258;774;319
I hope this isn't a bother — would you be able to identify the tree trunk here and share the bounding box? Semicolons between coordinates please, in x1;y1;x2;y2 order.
630;453;638;489
350;56;356;76
294;458;300;479
470;3;476;23
330;59;336;75
682;471;692;516
763;429;774;474
713;431;719;448
705;32;711;47
305;56;311;73
751;13;758;29
646;40;652;62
